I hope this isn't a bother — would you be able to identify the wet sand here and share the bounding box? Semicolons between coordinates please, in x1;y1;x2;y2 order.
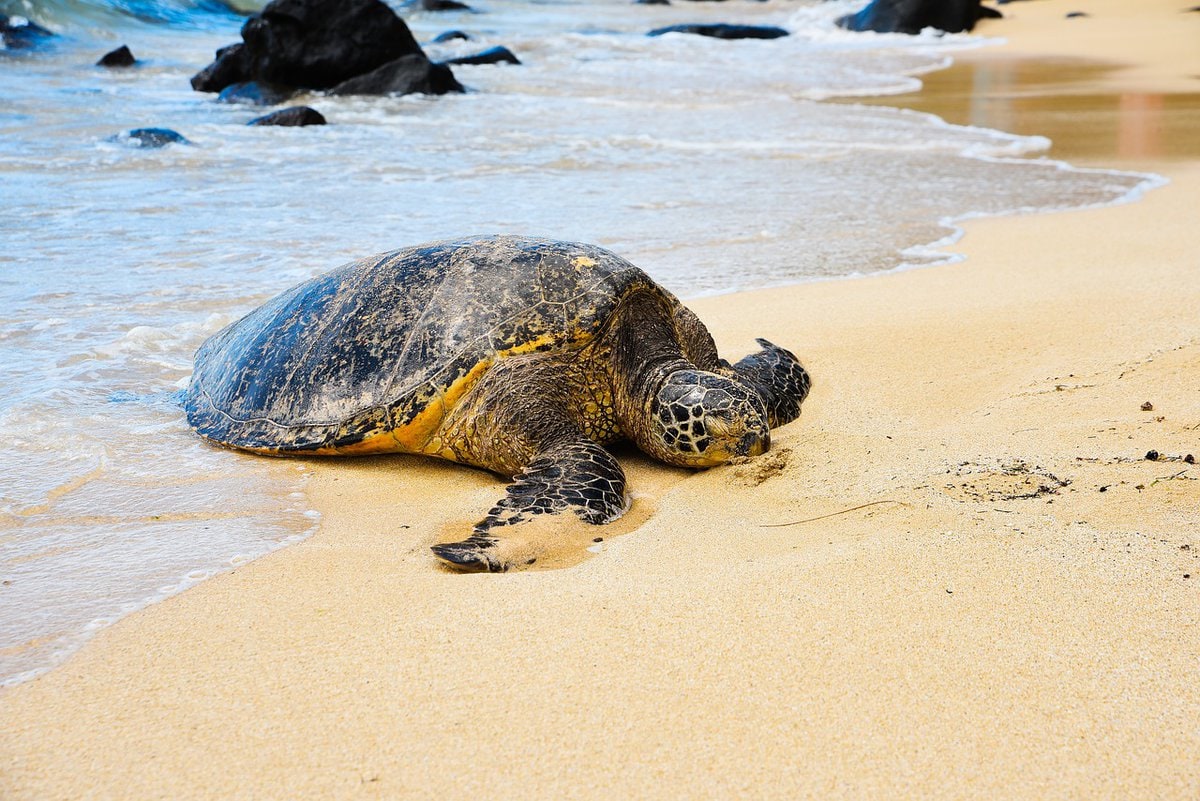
3;1;1199;797
853;57;1200;164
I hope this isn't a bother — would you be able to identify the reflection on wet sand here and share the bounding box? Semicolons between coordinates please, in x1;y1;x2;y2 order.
856;55;1200;163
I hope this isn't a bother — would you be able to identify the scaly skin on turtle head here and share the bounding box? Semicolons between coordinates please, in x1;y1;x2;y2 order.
643;368;770;468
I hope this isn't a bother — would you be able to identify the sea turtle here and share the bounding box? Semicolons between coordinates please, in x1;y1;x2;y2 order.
185;235;811;571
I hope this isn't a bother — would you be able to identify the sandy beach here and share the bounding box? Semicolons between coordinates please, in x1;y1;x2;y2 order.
3;1;1199;797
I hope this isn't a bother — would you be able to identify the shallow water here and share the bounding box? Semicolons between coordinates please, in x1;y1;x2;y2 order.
0;0;1157;685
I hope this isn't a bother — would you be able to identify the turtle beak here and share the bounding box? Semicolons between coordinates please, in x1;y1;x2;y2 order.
738;430;769;457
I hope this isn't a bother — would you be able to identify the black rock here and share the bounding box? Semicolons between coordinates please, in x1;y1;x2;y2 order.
648;23;788;39
441;46;519;65
837;0;993;34
422;0;472;9
192;43;251;92
97;45;137;67
1;13;55;49
330;53;464;96
192;0;426;93
635;0;671;4
432;29;471;42
119;128;191;148
248;106;326;126
978;5;1002;19
1065;11;1089;18
217;80;296;105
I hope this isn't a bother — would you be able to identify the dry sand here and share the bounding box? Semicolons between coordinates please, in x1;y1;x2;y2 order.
4;1;1199;798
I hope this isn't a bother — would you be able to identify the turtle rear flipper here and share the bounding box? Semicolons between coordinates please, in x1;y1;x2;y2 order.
432;439;627;572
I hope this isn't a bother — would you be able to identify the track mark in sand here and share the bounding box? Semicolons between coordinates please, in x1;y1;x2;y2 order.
942;459;1070;503
731;446;792;486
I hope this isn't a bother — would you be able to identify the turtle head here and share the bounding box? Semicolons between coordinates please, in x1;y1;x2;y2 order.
647;369;770;468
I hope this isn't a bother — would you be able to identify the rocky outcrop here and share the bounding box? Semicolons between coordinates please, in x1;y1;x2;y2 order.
421;0;473;9
1;14;55;49
441;46;520;66
191;44;249;92
329;53;463;96
836;0;999;34
191;0;458;98
432;30;471;42
248;106;327;126
648;24;788;39
97;45;136;67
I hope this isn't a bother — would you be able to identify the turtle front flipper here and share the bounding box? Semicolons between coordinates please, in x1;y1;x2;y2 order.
432;439;628;572
730;338;812;428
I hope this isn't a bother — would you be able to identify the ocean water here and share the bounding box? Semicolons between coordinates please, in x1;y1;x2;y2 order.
0;0;1157;686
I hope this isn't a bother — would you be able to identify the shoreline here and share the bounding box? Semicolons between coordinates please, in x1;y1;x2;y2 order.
4;1;1200;797
875;0;1200;167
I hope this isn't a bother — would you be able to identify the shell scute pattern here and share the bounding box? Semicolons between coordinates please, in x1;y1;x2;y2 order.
390;381;442;429
193;271;338;420
331;405;390;448
186;236;659;454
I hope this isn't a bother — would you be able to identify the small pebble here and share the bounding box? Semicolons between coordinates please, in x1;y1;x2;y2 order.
1185;454;1195;464
1065;11;1089;18
1145;450;1159;461
1140;401;1154;411
593;537;603;543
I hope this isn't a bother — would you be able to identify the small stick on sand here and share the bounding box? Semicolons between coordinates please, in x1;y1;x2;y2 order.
761;500;904;528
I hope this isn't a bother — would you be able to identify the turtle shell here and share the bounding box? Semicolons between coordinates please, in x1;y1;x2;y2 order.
184;235;664;454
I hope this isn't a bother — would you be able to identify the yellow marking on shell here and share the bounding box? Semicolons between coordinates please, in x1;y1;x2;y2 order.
399;399;451;455
304;360;495;457
298;331;596;458
314;430;403;456
571;255;597;270
501;330;581;357
405;359;494;454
